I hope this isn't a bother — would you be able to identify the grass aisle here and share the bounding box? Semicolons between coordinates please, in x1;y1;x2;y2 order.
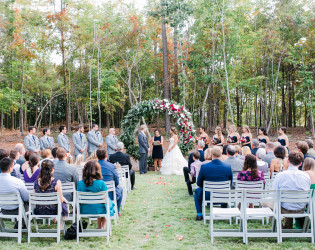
1;172;315;249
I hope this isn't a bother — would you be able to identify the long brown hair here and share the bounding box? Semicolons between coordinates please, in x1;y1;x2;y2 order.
170;126;178;135
243;154;258;179
29;153;40;174
39;160;54;191
82;160;103;186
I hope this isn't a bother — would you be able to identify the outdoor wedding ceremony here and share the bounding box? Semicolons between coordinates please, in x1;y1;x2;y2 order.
0;0;314;249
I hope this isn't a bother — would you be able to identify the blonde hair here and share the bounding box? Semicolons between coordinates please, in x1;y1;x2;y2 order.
229;125;237;133
215;126;222;138
211;146;222;158
140;125;146;131
74;154;84;165
170;127;178;135
204;148;212;160
86;151;98;161
66;155;73;164
41;149;52;159
243;125;251;134
235;145;242;155
242;146;251;156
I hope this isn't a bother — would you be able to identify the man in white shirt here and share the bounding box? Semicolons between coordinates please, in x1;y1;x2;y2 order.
272;151;310;229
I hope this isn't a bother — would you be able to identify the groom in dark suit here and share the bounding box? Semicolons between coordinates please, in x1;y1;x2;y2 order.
194;146;233;221
138;125;150;174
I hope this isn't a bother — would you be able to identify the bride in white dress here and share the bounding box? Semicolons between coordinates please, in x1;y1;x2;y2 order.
160;127;187;176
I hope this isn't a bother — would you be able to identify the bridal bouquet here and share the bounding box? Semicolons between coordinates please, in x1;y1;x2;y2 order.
240;137;247;144
227;137;233;143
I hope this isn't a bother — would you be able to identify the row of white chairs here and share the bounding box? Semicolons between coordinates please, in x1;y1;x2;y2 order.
208;188;314;244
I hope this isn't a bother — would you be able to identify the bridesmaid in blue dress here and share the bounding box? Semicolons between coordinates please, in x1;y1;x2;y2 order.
241;125;252;149
278;127;289;152
199;126;210;151
212;126;225;146
152;129;164;172
258;127;270;144
227;125;240;145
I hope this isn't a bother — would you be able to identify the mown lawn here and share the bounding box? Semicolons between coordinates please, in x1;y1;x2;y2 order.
1;172;314;249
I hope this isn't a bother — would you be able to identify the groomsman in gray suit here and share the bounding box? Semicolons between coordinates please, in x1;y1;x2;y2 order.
105;128;119;156
24;126;40;153
39;128;55;150
138;125;150;174
72;125;87;160
57;125;71;153
87;124;103;156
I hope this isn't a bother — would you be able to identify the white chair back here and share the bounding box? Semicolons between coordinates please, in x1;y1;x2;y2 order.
236;180;264;190
62;182;76;222
121;165;131;192
24;182;34;193
104;181;118;224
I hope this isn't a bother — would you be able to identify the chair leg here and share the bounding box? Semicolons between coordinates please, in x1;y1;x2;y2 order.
28;217;31;243
77;217;80;243
0;218;6;232
210;216;214;243
18;215;22;244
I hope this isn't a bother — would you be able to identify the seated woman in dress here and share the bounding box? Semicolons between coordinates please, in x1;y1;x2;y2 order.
212;126;225;146
24;153;40;183
278;127;289;152
241;146;251;160
302;158;315;189
198;126;209;151
240;125;252;149
40;149;53;167
77;160;115;229
152;129;164;172
258;127;269;144
270;146;288;176
202;148;212;165
221;145;229;161
34;160;68;216
227;125;240;145
21;151;34;174
74;154;85;180
256;148;268;173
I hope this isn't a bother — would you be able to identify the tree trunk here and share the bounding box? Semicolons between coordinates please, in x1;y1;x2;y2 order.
173;25;179;103
20;60;25;135
97;43;101;129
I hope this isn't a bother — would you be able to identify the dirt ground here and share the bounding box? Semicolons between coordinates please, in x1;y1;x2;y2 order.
0;127;312;171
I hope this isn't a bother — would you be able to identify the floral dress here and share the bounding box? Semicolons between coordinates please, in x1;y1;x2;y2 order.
237;170;265;183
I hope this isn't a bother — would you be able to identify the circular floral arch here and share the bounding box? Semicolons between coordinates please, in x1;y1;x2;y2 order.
120;99;196;160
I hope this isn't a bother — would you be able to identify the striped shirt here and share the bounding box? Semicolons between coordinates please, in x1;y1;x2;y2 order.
0;173;29;210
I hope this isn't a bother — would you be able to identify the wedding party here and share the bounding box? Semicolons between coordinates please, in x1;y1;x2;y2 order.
0;0;314;249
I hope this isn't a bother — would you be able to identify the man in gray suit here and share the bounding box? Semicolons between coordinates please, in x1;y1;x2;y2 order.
263;142;276;167
53;148;79;201
138;125;150;174
72;125;87;160
87;124;103;156
24;126;40;153
39;128;55;150
224;145;244;172
105;128;119;156
57;125;71;153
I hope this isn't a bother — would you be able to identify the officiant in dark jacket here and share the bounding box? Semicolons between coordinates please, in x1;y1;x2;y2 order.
138;125;150;174
109;142;135;190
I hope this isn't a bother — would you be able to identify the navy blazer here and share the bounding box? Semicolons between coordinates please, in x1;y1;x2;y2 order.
197;159;233;188
98;160;120;187
188;149;205;169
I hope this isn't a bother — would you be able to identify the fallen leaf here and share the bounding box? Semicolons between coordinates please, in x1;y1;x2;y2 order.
183;218;186;221
145;235;149;239
166;225;170;227
178;235;183;241
135;220;138;223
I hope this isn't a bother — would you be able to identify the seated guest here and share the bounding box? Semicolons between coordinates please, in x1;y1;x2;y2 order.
21;151;34;173
237;154;265;182
52;147;59;164
235;145;243;159
202;148;212;165
10;149;21;177
86;151;98;161
256;148;269;173
306;139;315;158
66;155;74;165
194;146;233;221
251;139;260;155
302;158;315;188
97;148;123;214
109;142;135;190
15;143;26;168
272;151;310;229
270;146;288;176
263;143;276;166
34;160;68;218
0;157;29;219
186;151;202;196
0;149;9;173
77;160;115;229
221;145;229;161
40;149;53;166
24;153;40;183
224;145;244;173
184;140;205;184
74;154;85;180
259;143;266;148
296;141;315;170
53;148;79;201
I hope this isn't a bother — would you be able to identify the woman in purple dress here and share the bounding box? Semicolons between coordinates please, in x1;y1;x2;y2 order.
23;153;40;183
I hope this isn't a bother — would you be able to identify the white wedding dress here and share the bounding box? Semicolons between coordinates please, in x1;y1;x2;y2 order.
160;137;187;176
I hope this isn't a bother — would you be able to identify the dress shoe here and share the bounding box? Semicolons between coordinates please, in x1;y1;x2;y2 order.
196;216;203;221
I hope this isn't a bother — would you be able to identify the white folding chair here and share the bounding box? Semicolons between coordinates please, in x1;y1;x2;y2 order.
121;165;131;192
278;190;314;243
264;174;271;190
243;189;280;243
105;181;118;225
20;174;24;181
117;169;127;209
209;189;244;243
62;182;76;223
28;192;65;243
76;191;111;243
0;193;28;243
24;182;34;193
202;181;231;224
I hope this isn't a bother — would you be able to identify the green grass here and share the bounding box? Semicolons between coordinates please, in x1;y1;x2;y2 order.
1;173;315;249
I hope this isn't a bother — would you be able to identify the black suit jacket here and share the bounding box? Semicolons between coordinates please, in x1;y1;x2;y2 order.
109;151;132;170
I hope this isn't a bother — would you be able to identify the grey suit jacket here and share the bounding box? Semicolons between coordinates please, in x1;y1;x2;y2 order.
105;134;119;155
53;160;79;201
138;132;149;154
224;156;244;172
87;130;103;154
72;132;87;156
57;133;71;152
263;152;276;167
39;136;55;150
24;134;40;152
